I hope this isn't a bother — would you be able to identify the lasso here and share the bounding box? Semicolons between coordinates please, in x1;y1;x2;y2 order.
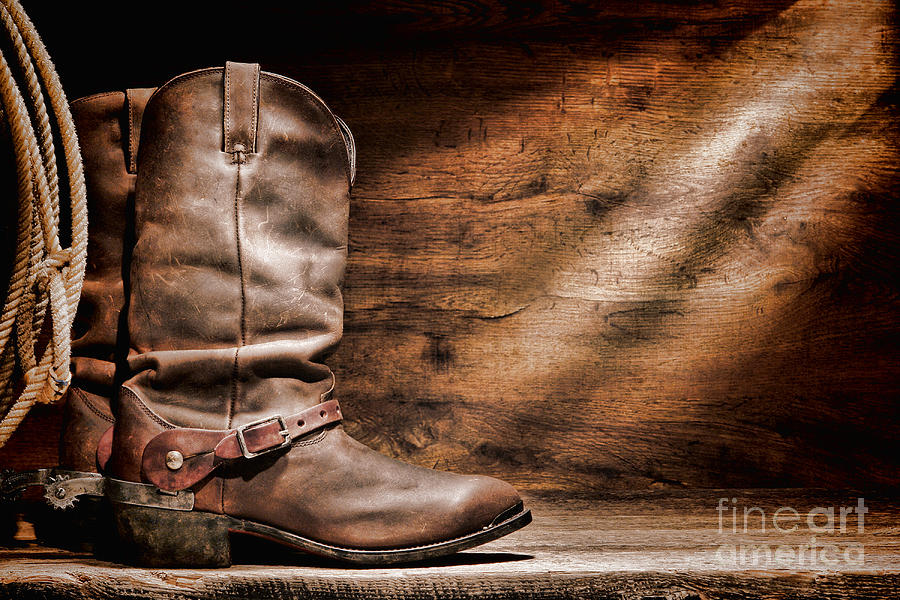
0;0;86;447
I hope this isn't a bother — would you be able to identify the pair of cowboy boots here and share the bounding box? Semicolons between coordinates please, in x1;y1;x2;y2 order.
2;62;529;566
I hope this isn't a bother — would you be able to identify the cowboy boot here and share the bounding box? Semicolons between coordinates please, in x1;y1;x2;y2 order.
107;62;530;566
0;83;357;546
62;88;155;479
60;83;354;485
0;88;153;551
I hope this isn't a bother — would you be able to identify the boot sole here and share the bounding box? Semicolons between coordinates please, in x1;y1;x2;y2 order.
112;500;532;567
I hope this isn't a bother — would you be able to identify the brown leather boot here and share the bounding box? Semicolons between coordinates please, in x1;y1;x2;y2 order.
107;62;530;566
0;89;153;550
63;88;154;478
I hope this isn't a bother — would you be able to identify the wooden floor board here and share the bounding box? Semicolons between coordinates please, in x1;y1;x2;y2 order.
1;490;897;599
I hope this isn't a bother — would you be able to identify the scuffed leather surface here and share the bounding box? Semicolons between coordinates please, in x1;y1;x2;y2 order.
222;426;520;549
141;398;341;491
60;91;151;472
69;92;133;398
59;387;113;472
108;387;169;484
125;68;347;429
118;385;518;549
115;65;522;549
111;389;223;517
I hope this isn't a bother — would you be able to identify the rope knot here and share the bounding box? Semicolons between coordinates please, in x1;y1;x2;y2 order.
40;247;72;270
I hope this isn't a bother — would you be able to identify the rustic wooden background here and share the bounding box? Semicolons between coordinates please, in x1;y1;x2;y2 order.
2;0;898;493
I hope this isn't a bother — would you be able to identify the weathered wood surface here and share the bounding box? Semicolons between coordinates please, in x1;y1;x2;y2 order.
1;490;899;599
3;0;899;492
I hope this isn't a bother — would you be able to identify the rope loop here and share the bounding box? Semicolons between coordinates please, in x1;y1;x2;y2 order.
0;0;86;447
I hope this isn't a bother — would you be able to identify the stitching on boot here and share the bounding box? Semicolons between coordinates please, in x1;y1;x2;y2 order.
291;427;329;448
229;347;240;430
250;64;259;152
228;153;248;431
234;161;247;348
223;62;232;151
69;90;122;107
127;91;136;173
120;387;175;430
71;387;115;423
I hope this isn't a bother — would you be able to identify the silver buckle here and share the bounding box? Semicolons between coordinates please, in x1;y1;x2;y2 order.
234;415;291;458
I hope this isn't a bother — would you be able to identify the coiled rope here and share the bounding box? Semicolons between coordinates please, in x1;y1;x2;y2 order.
0;0;86;448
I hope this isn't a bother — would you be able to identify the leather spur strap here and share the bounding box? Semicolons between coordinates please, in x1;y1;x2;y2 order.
142;399;341;492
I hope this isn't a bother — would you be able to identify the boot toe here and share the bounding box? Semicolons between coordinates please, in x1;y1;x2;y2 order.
454;475;523;534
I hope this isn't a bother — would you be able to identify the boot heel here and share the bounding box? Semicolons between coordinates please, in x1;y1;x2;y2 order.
112;502;231;567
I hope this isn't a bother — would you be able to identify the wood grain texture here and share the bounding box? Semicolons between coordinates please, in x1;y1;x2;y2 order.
2;0;898;492
1;490;899;599
304;0;900;491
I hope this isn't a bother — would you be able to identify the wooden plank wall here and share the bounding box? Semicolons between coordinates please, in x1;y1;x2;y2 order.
3;0;899;492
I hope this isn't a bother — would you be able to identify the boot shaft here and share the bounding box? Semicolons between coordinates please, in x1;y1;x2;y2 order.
59;89;153;472
125;63;352;430
69;89;153;396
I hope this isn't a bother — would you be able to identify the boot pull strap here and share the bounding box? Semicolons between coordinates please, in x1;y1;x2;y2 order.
125;87;155;174
223;61;260;161
141;399;342;492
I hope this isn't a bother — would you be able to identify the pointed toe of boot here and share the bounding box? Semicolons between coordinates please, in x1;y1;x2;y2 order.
454;474;524;534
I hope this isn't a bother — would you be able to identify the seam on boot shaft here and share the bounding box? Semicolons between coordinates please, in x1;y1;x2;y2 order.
71;387;114;424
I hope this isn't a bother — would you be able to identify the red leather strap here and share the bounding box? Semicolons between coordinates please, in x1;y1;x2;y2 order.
142;400;341;492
